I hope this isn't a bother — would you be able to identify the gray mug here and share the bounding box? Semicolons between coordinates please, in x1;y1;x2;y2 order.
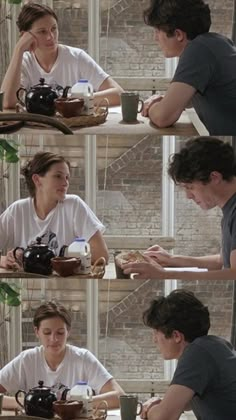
0;91;4;112
119;395;142;420
121;92;144;122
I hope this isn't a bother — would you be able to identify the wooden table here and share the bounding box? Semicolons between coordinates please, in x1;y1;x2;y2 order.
0;264;116;279
0;108;199;136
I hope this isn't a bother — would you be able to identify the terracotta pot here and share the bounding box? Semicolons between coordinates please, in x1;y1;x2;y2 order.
53;400;83;420
51;256;81;277
55;97;84;118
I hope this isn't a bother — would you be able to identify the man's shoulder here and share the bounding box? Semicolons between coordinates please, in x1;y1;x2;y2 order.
186;32;234;55
186;335;233;355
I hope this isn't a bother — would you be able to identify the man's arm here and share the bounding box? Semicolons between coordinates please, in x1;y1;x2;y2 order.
123;249;236;280
146;384;194;420
147;82;196;128
145;245;223;270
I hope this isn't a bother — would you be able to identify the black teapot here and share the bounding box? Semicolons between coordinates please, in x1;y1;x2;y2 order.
16;78;59;116
13;237;55;276
15;380;61;418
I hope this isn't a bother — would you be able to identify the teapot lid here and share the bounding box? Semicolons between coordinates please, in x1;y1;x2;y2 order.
32;78;54;90
30;237;49;247
31;380;53;392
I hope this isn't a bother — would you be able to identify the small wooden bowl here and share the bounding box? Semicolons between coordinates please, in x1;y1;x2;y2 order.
53;400;84;420
51;256;81;277
55;97;84;118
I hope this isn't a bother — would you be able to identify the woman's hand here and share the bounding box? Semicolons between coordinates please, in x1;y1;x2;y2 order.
17;31;38;53
4;249;23;270
144;245;173;267
141;396;162;419
142;94;163;117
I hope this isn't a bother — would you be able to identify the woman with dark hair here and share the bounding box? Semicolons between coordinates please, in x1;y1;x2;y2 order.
0;151;109;269
1;2;123;109
0;301;124;409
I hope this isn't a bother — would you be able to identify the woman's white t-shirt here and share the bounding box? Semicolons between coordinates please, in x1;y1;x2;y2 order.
21;44;109;91
0;194;105;255
0;344;112;394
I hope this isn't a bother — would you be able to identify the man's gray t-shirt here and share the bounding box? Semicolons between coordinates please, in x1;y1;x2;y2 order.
171;336;236;420
173;33;236;135
221;192;236;268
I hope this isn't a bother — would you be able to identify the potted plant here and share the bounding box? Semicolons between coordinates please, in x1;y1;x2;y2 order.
0;138;20;309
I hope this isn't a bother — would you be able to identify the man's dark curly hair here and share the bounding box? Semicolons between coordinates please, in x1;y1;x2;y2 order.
168;137;236;185
143;289;210;342
143;0;211;39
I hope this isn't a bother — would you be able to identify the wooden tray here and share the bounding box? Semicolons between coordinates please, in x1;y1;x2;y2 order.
16;99;108;129
58;99;109;128
0;257;106;279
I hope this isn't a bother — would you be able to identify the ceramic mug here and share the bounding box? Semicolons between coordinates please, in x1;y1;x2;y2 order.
119;395;142;420
0;91;4;112
120;92;144;123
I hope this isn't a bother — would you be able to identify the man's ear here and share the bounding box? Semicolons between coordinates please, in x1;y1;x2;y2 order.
175;29;187;42
209;171;222;184
172;329;184;343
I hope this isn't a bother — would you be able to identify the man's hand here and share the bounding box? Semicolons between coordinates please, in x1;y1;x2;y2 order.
144;245;173;267
142;94;163;117
122;255;166;279
141;396;162;419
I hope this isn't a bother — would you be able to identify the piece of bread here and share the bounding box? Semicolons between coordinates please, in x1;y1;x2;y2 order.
115;250;145;266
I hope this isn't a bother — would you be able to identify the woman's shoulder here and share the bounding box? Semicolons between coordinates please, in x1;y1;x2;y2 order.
58;44;85;58
62;194;85;206
66;344;89;358
13;346;42;363
4;198;31;214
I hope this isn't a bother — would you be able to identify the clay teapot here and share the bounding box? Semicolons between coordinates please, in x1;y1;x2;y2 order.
16;78;60;116
15;380;69;418
13;237;55;276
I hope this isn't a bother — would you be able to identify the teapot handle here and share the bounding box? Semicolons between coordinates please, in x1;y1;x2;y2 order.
16;88;27;107
13;246;24;266
15;389;26;409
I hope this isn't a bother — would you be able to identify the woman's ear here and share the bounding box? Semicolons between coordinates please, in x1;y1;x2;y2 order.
32;173;41;188
34;326;39;338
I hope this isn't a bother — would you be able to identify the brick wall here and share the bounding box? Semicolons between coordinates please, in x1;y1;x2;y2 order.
54;0;234;77
19;136;233;383
16;0;235;383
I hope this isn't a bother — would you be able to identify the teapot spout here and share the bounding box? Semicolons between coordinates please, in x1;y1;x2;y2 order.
61;387;70;401
59;245;68;257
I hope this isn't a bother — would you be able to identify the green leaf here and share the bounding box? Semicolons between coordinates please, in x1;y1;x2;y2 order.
0;139;18;154
7;0;22;4
0;282;20;297
6;295;21;306
5;151;19;163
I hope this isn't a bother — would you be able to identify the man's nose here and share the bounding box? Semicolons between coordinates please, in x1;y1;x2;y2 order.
185;190;194;199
